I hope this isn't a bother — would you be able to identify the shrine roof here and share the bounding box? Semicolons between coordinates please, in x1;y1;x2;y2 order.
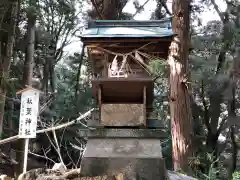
80;18;174;39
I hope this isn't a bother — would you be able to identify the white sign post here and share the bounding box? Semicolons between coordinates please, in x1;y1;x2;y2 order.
17;87;40;173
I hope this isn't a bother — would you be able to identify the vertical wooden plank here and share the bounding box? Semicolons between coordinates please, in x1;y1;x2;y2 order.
87;48;95;77
143;86;147;127
98;85;102;123
103;54;108;77
98;85;102;104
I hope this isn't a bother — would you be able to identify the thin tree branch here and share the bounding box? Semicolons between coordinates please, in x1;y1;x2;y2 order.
230;125;237;175
215;12;230;73
28;151;56;164
90;0;104;19
0;108;95;145
133;0;151;17
210;0;225;22
160;0;172;15
52;129;64;165
201;80;211;132
75;44;85;99
65;142;77;168
62;168;81;178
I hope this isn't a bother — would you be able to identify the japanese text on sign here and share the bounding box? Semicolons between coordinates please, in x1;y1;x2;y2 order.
18;89;40;138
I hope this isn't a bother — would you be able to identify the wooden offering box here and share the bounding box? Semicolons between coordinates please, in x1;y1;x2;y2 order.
92;78;152;127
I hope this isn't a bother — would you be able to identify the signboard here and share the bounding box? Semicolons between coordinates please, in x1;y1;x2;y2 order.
18;88;40;138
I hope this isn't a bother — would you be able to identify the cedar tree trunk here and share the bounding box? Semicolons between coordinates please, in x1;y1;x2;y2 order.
168;0;193;173
0;1;18;137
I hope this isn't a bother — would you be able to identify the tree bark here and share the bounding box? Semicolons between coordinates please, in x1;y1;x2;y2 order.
0;0;18;137
168;0;193;173
229;4;240;176
89;0;127;20
22;2;36;87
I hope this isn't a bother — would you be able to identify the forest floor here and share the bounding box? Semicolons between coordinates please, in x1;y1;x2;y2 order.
0;168;197;180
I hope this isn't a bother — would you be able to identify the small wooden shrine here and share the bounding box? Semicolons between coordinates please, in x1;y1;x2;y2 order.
79;18;174;179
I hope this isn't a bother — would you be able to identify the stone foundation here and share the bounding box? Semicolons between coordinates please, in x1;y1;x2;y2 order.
80;138;166;180
79;116;168;179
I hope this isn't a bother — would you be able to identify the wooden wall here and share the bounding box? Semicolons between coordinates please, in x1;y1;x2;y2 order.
101;104;146;126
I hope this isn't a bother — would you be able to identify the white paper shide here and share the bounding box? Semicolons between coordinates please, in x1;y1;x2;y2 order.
18;89;40;138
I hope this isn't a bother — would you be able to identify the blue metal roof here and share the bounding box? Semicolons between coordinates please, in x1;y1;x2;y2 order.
81;18;174;39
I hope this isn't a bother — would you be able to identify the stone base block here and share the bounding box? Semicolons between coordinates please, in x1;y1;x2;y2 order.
81;138;166;179
81;157;166;180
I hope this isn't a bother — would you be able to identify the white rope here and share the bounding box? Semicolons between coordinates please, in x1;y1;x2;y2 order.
119;55;128;70
90;41;157;56
110;55;119;76
95;41;164;76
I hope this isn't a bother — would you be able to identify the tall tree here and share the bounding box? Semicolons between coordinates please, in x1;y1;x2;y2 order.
16;0;37;175
37;0;82;94
227;1;240;177
0;0;18;137
168;0;193;173
22;0;36;87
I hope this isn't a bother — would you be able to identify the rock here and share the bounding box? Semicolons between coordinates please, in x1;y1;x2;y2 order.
52;163;67;174
17;168;46;180
167;171;197;180
36;175;66;180
114;173;124;180
0;175;11;180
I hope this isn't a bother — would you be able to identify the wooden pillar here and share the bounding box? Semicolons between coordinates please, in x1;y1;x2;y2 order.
143;86;147;127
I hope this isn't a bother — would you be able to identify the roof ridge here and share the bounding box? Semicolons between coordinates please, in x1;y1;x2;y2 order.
87;17;172;29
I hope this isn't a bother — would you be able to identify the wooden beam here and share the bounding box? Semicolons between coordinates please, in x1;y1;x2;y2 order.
90;47;167;54
103;42;169;47
90;48;168;57
82;37;173;44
